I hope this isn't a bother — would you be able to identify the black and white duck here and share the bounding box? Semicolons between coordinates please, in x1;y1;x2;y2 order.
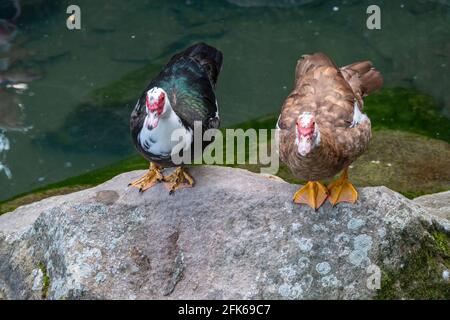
129;42;223;193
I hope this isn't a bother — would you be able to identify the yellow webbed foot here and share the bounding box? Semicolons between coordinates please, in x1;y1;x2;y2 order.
128;162;164;192
327;167;358;206
293;181;328;210
164;167;194;194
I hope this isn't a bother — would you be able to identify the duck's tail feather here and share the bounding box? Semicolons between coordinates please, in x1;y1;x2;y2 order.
341;61;383;97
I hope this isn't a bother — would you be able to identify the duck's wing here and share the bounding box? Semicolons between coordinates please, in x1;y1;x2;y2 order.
294;52;337;85
149;56;219;131
130;99;145;141
278;53;344;130
311;57;382;159
312;64;357;129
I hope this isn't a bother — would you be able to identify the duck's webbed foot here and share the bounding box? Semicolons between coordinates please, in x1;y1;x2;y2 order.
128;162;164;192
293;181;328;210
327;167;358;206
164;167;194;194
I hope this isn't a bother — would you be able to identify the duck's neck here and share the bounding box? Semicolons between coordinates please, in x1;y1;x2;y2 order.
158;107;180;128
147;105;179;131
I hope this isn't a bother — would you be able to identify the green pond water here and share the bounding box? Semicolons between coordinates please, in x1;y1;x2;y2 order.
0;0;450;201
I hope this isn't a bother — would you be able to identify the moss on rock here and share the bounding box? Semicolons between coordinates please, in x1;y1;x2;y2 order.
350;130;450;198
376;228;450;299
38;262;50;299
364;87;450;143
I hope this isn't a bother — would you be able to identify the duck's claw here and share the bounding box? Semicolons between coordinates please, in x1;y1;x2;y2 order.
128;162;164;192
293;181;328;210
164;167;194;194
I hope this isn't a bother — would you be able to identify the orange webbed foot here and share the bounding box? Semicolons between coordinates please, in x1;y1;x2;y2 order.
128;162;164;192
327;168;358;206
293;181;328;210
163;167;194;194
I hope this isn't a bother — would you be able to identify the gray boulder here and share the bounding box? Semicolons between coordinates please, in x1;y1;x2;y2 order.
414;191;450;221
0;166;449;299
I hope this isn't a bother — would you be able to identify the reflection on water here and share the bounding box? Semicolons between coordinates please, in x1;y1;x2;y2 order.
0;0;449;200
0;131;11;179
0;0;37;182
226;0;317;7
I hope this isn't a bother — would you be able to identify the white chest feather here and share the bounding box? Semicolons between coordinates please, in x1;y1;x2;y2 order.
139;111;192;156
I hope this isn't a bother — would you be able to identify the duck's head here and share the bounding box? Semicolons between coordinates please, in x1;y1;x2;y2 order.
295;112;320;157
145;87;170;130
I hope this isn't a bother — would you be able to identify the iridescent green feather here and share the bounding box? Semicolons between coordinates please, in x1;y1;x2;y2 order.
152;57;217;128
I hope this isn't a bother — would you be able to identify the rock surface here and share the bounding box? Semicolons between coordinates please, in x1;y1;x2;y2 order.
414;191;450;221
0;166;449;300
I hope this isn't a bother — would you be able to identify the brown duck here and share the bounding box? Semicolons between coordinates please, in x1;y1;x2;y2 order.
277;53;383;209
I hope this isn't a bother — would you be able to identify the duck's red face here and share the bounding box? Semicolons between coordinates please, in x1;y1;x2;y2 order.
296;113;316;156
145;89;166;129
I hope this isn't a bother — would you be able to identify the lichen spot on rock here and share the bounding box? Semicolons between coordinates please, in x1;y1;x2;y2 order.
316;262;331;275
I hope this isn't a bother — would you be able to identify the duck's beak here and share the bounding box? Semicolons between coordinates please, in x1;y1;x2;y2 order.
147;112;160;129
297;136;312;156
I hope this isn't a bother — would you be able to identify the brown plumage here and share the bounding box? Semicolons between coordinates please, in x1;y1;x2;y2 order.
278;52;383;191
